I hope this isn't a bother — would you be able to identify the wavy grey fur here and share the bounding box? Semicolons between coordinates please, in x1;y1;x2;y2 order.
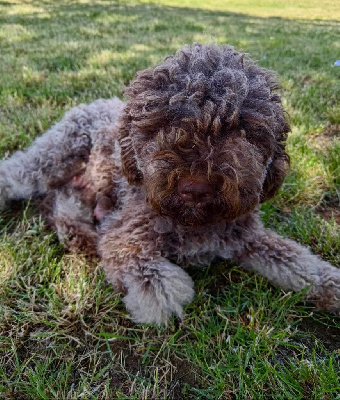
0;44;339;325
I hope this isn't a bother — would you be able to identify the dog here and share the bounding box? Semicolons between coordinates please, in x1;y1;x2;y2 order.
0;43;339;324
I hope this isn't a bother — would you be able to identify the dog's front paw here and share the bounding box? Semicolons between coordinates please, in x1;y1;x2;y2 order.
311;264;340;315
122;260;195;325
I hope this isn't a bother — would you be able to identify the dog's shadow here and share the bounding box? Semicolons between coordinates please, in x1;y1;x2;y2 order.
0;201;33;233
0;200;44;234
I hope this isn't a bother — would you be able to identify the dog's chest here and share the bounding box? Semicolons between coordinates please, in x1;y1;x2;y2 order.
153;218;235;267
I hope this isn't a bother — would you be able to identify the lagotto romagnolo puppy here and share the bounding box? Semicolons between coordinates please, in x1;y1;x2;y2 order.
0;44;339;324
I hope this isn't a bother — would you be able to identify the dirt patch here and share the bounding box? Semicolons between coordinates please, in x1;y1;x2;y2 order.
308;125;340;224
315;193;340;224
309;124;340;153
300;75;314;87
297;317;340;353
272;316;340;364
170;356;199;399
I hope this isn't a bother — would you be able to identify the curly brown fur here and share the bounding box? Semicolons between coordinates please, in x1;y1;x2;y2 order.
0;44;339;325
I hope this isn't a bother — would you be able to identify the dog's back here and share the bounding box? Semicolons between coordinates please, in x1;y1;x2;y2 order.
0;97;125;253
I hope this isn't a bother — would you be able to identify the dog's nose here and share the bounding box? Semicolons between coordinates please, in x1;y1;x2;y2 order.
178;177;214;204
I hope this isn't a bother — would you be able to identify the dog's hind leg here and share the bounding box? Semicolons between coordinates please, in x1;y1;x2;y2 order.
41;187;98;256
0;98;124;210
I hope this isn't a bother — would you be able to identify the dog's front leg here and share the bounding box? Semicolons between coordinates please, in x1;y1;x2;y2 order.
99;212;195;325
232;223;340;314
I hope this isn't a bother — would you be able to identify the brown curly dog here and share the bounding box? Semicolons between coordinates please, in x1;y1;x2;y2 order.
0;44;339;324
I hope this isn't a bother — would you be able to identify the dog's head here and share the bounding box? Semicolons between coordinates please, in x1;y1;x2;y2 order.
118;44;290;226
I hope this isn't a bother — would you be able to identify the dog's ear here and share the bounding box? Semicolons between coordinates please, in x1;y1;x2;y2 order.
260;142;290;203
118;107;144;186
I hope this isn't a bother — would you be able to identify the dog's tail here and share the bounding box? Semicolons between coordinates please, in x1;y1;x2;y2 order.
0;97;124;210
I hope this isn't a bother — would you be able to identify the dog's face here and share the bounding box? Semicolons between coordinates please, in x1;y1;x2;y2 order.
119;44;290;226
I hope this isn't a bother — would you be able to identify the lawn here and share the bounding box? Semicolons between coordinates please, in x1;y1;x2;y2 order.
0;0;339;399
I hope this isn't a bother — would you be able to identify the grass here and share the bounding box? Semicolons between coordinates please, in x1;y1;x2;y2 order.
0;0;339;398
